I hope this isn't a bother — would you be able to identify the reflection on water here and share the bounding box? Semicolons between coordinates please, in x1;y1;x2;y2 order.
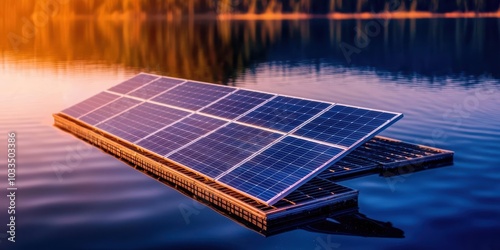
303;211;404;238
1;18;499;84
1;18;500;249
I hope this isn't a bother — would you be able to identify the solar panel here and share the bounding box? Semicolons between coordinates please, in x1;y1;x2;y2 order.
219;136;344;204
200;90;275;120
137;114;227;156
168;123;282;178
79;97;142;126
96;103;191;143
236;96;331;133
61;92;120;118
108;74;159;94
128;77;185;99
59;73;404;206
293;105;400;147
152;81;235;111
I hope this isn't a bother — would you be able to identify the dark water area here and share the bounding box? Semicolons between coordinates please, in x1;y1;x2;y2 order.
0;18;499;249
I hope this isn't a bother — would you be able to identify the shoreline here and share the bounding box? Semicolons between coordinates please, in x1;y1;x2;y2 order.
50;11;500;21
218;11;500;20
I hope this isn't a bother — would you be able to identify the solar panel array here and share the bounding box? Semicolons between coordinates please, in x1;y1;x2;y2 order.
60;73;402;205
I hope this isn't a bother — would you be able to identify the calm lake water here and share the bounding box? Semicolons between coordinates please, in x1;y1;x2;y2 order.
0;18;499;249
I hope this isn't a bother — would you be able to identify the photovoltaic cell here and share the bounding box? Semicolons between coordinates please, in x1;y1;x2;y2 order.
128;77;184;99
61;92;119;118
237;96;330;133
108;74;158;94
293;105;400;147
219;136;343;203
200;90;274;120
169;123;281;178
96;103;190;143
151;81;235;111
79;97;141;126
137;114;227;156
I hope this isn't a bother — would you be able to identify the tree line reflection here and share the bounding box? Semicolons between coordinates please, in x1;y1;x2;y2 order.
1;18;498;83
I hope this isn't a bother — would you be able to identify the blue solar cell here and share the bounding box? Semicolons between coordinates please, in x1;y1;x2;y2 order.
219;136;344;203
96;103;190;143
128;77;184;99
137;114;227;156
200;90;274;120
108;74;159;94
62;92;120;118
151;81;235;111
237;96;330;133
169;123;281;178
293;105;400;147
79;97;141;126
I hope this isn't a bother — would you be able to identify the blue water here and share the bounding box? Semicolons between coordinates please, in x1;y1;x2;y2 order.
0;18;499;249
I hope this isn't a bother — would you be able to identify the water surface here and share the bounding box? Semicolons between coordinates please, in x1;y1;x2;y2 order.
0;18;499;249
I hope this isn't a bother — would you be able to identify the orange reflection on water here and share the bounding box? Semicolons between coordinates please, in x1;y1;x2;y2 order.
0;17;497;88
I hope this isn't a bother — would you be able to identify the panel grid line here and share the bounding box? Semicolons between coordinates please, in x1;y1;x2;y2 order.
219;137;346;204
120;75;161;95
215;104;336;180
146;80;187;100
73;92;121;119
109;86;381;150
94;100;145;126
348;114;403;151
107;74;159;95
97;103;192;144
199;90;276;120
163;122;231;158
138;72;401;116
136;114;228;156
265;146;346;205
163;95;281;158
287;135;348;150
151;81;236;111
231;95;279;121
214;134;288;181
134;113;195;144
79;97;143;126
236;96;331;133
128;78;187;99
194;88;240;112
286;104;336;135
107;90;196;115
146;100;196;114
104;90;124;97
167;123;282;178
106;92;148;102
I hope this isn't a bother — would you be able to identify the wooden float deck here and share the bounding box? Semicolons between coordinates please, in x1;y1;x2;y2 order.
53;113;453;234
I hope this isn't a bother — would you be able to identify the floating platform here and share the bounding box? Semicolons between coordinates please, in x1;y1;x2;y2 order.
53;113;453;235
